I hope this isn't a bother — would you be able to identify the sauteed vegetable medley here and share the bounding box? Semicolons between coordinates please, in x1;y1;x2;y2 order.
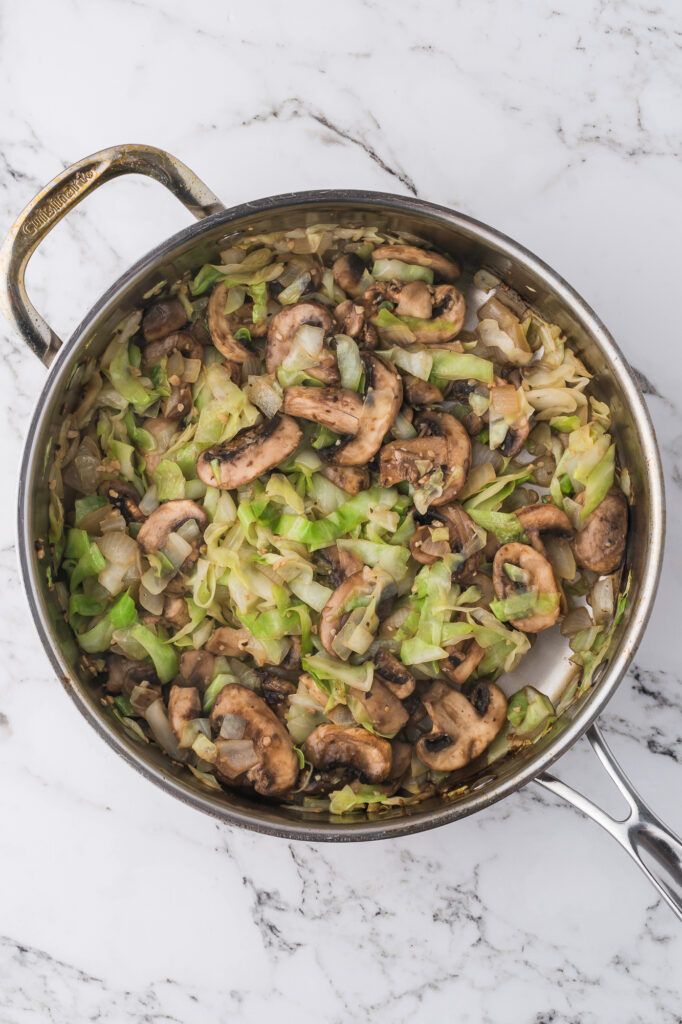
45;223;630;813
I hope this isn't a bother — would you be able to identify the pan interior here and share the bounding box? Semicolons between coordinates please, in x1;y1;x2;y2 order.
21;195;661;839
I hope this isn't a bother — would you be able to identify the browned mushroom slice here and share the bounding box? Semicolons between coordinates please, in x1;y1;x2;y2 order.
205;626;253;657
349;677;409;736
380;436;448;488
394;281;433;319
282;385;364;435
403;374;443;407
321;354;403;467
265;302;339;383
410;503;481;579
492;542;560;632
143;330;203;364
97;479;145;524
416;411;471;504
196;414;302;490
163;383;193;421
303;724;392;783
209;684;299;797
178;650;216;692
372;244;460;282
141;593;191;630
381;740;413;796
374;649;416;699
515;502;573;555
440;637;485;685
333;300;379;350
137;500;208;558
417;681;507;770
410;285;466;344
319;567;379;657
208;281;267;364
319;545;364;589
168;684;201;743
105;655;159;696
332;253;368;297
260;674;297;723
379;411;471;506
142;299;188;342
571;487;628;575
319;464;370;495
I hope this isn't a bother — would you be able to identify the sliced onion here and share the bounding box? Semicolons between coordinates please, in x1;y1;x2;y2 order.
98;532;139;565
162;532;193;569
79;504;112;534
589;575;617;624
182;358;202;384
62;436;101;493
176;519;200;544
145;699;187;761
327;705;355;727
244;375;283;418
99;510;128;534
98;562;129;596
167;350;185;379
544;536;576;580
214;739;259;778
179;718;210;749
139;485;159;516
130;682;160;714
220;713;247;740
139;583;164;615
560;606;593;637
140;566;173;596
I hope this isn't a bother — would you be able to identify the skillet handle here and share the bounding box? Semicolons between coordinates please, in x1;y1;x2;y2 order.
535;722;682;921
0;144;225;366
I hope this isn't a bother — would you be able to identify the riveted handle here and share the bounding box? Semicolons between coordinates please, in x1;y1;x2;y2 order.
0;144;225;366
536;723;682;920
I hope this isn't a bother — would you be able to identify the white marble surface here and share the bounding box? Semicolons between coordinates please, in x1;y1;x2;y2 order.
1;1;681;1020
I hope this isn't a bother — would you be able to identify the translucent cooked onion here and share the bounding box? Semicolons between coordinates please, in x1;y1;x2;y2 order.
214;739;259;777
62;436;101;493
78;504;112;534
162;532;193;569
139;485;159;516
167;350;185;379
560;606;593;637
145;699;187;762
590;575;617;624
182;358;202;384
140;566;172;596
544;536;576;580
244;375;283;418
98;532;139;565
220;713;247;740
139;583;164;615
130;682;160;714
99;510;128;534
327;705;355;727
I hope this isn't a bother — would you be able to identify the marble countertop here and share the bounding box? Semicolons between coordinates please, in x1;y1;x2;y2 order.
1;1;681;1020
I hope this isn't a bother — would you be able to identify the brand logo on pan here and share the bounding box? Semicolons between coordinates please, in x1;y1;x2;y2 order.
22;169;96;237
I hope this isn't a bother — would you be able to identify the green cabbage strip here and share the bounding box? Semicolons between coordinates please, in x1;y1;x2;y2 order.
329;785;409;814
372;259;434;284
77;589;138;653
336;537;410;582
273;487;398;552
462;469;531;513
466;608;531;675
398;560;458;666
377;345;433;381
490;591;560;623
336;335;363;392
467;509;528;544
572;574;630;693
429;350;494;384
302;651;374;693
153;460;186;501
131;624;179;683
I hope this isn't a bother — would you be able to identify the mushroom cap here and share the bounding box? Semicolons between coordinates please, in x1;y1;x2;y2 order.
372;244;460;283
381;412;470;505
322;353;403;467
178;650;216;692
374;648;416;700
209;684;299;796
319;545;364;589
208;282;266;364
319;463;370;495
265;302;339;383
196;414;302;490
105;655;159;696
205;626;253;657
97;479;145;524
410;502;480;577
403;374;443;407
319;566;378;657
303;724;392;783
394;280;433;320
142;299;188;342
348;678;409;737
440;638;485;685
515;502;573;554
137;499;208;554
571;487;628;574
168;684;201;742
143;329;203;364
411;284;465;343
379;436;448;489
417;681;507;770
332;253;367;298
492;541;560;632
282;385;364;435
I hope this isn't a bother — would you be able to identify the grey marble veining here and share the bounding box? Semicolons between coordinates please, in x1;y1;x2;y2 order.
0;1;681;1021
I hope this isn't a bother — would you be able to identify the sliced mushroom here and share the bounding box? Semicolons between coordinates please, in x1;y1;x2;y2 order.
137;499;208;558
403;374;443;406
321;353;402;466
196;414;302;490
372;244;460;282
374;648;416;699
332;253;367;297
260;674;297;723
440;637;485;685
168;684;201;742
178;650;216;692
417;681;507;770
105;655;159;695
379;411;471;505
205;626;253;657
210;684;299;796
282;385;364;435
319;464;370;495
265;302;339;383
515;502;573;555
412;285;466;343
141;593;191;631
97;479;144;524
319;566;379;657
394;280;433;319
380;740;414;796
303;724;392;783
572;487;628;574
349;677;409;736
142;299;188;342
333;300;378;349
208;281;267;363
143;329;203;364
163;383;193;421
319;545;364;589
492;542;560;632
410;502;480;579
